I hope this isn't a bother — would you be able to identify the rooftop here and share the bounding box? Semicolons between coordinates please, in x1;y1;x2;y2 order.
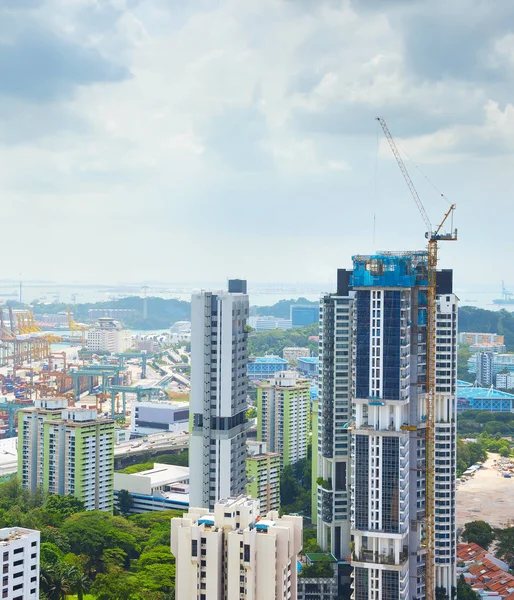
252;356;288;364
117;464;189;488
298;357;319;364
457;385;514;400
0;528;38;544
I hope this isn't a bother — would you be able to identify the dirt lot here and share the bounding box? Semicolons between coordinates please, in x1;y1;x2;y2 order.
457;453;514;528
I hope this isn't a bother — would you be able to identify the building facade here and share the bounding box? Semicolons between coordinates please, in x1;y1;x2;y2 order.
283;347;311;363
249;316;292;331
130;400;189;435
189;280;250;510
246;440;280;513
475;352;494;387
256;371;310;468
86;318;133;353
248;356;289;381
297;356;319;377
0;528;40;600
291;305;319;327
171;495;302;600
18;399;114;511
459;332;504;345
315;252;458;599
114;463;189;513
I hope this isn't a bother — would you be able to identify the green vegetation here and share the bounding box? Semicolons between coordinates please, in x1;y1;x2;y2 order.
248;323;318;357
32;296;190;331
456;439;488;476
117;451;188;474
280;446;312;515
462;521;495;550
250;297;318;319
456;575;480;600
459;306;514;350
458;410;514;438
458;344;473;383
0;479;180;599
299;556;334;578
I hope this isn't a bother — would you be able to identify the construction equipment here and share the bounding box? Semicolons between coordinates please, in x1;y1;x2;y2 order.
377;117;457;600
67;307;88;347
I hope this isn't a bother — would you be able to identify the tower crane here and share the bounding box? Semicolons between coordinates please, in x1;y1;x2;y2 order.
376;117;457;600
67;307;87;347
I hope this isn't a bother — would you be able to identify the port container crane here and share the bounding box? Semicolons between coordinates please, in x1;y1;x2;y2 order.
376;117;457;600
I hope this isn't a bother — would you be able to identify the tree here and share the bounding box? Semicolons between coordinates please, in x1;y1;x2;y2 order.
462;521;495;550
494;526;514;567
45;494;86;520
40;542;65;565
92;567;140;600
118;489;135;516
40;563;75;600
456;574;480;599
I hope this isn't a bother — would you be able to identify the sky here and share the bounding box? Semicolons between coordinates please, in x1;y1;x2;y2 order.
1;0;513;289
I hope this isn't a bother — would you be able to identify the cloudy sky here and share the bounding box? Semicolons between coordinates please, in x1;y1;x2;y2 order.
1;0;513;289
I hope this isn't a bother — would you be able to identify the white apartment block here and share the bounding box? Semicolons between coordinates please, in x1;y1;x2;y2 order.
86;317;132;353
171;496;302;600
0;528;40;600
283;347;311;363
189;280;250;510
496;372;514;389
18;399;115;511
315;254;458;600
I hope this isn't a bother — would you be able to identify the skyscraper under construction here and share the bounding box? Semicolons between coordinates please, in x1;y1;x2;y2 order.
314;251;457;599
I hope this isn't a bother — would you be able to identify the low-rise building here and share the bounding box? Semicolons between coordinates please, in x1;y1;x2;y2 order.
171;496;302;600
497;373;514;389
283;347;311;363
249;316;292;331
114;463;189;513
131;400;189;435
87;318;132;353
246;441;280;513
460;332;505;345
291;305;318;328
0;528;40;600
297;356;319;377
248;356;289;381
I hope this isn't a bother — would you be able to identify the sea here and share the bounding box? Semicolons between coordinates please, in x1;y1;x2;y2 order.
1;281;511;311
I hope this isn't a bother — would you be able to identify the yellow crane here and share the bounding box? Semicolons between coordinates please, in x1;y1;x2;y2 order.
376;117;457;600
67;307;87;347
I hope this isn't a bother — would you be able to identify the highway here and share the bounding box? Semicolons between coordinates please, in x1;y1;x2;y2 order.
0;430;189;477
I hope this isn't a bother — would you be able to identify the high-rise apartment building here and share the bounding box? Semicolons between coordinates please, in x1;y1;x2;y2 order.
314;252;457;599
256;370;310;468
0;528;40;600
246;440;280;513
171;495;302;600
475;352;494;387
189;280;250;510
18;399;115;511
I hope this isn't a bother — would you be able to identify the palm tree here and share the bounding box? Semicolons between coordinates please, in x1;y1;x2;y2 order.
68;565;91;600
40;563;74;600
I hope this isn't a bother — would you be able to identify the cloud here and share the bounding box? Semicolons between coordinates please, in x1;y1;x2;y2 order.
0;28;129;102
0;0;512;288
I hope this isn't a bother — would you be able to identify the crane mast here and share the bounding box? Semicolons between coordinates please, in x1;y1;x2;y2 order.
376;117;457;600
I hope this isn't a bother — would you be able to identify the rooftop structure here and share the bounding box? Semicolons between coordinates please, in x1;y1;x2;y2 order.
283;347;311;363
130;399;189;435
114;463;189;513
457;383;514;412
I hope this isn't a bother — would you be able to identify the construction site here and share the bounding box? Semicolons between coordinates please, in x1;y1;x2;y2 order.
0;304;190;439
